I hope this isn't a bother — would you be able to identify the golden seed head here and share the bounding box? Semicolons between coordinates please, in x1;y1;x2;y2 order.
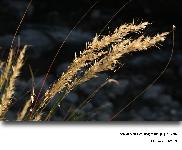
40;22;169;112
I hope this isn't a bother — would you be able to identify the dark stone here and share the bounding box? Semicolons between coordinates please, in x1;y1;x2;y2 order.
137;107;157;121
143;85;164;100
158;94;173;106
65;92;79;104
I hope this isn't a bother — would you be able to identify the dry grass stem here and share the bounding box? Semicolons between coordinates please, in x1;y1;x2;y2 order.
17;98;32;121
44;22;150;101
0;21;169;121
34;22;169;119
0;46;27;119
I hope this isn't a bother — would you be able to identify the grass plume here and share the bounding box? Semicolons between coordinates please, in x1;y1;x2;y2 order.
0;46;27;119
29;22;169;120
0;21;169;121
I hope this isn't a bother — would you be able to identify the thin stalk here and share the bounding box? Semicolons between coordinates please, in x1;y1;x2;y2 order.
66;79;118;121
44;89;67;121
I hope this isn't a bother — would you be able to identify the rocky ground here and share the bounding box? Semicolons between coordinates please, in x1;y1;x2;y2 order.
0;0;181;121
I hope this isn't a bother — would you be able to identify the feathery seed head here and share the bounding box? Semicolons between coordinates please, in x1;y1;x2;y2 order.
41;22;169;111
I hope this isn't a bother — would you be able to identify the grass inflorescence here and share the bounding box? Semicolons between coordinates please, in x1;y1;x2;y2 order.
0;22;169;121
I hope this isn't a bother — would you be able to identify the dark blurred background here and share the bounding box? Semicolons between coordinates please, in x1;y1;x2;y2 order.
0;0;181;121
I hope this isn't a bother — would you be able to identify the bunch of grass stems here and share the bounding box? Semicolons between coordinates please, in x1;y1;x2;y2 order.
0;22;168;121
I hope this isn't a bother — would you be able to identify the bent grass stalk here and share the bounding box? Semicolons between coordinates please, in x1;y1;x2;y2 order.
43;22;150;103
33;22;168;121
65;79;119;121
0;21;169;121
